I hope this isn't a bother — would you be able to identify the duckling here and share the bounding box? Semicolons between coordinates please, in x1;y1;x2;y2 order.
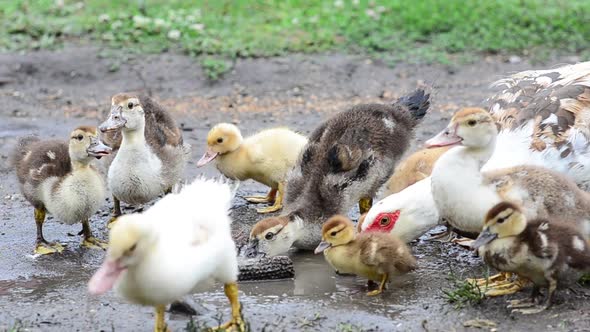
247;89;431;257
88;178;244;332
314;215;417;296
472;201;590;314
427;108;590;295
13;126;112;255
384;146;451;196
197;124;308;213
99;93;191;226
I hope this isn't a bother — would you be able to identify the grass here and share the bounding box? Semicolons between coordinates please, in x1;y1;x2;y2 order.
2;0;589;58
442;269;486;309
201;57;232;81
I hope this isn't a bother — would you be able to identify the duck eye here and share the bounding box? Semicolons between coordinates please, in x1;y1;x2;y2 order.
379;216;390;226
330;231;337;237
76;135;84;141
128;243;137;252
467;119;477;126
127;102;134;109
265;232;274;240
496;217;506;224
217;138;223;143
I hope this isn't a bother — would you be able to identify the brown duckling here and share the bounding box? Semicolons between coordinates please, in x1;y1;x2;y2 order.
13;126;112;255
315;215;417;296
472;201;590;314
247;89;431;257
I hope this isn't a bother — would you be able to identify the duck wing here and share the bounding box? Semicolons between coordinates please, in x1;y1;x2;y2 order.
13;137;71;186
486;62;590;188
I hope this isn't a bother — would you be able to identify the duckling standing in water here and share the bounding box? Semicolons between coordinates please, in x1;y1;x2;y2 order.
88;178;244;332
315;215;417;296
197;123;307;213
99;93;190;226
13;126;112;255
472;201;590;314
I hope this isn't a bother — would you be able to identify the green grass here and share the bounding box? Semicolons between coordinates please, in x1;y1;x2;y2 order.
1;0;589;62
442;269;486;309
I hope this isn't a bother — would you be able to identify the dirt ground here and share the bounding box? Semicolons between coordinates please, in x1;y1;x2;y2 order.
0;46;589;331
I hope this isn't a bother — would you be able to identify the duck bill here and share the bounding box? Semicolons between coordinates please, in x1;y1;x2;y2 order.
88;259;126;295
471;228;497;250
87;138;112;159
243;239;261;258
314;241;331;254
196;148;219;167
425;125;462;148
99;106;126;133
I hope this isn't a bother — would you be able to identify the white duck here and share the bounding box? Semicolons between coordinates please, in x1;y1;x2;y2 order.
88;178;244;332
99;93;191;226
362;61;590;242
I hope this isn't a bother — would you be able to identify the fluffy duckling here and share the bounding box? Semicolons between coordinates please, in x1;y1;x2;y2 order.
13;126;112;255
247;89;430;257
88;178;244;332
197;123;308;213
472;202;590;314
99;93;190;226
384;146;450;196
315;215;417;296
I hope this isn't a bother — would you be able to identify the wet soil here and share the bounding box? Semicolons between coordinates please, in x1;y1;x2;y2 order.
0;46;589;331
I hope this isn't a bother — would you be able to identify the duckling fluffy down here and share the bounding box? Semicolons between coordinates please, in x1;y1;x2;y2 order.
89;177;239;306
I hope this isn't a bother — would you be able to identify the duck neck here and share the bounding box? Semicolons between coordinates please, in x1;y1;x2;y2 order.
462;138;496;170
71;159;92;171
121;124;146;147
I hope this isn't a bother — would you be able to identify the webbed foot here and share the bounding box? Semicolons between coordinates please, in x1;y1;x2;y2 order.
82;236;108;250
467;272;528;297
256;202;282;214
34;241;65;255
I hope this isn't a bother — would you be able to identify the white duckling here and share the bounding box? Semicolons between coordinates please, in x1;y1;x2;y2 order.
197;123;308;213
99;93;191;226
362;61;590;242
88;178;244;332
12;126;112;255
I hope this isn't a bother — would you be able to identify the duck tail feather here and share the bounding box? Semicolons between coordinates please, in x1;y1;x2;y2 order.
396;89;431;121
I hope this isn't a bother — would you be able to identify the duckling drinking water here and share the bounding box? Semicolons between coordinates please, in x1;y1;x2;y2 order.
315;215;417;296
13;126;111;255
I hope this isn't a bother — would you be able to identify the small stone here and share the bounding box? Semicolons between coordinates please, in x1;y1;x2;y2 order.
167;29;181;40
508;55;522;64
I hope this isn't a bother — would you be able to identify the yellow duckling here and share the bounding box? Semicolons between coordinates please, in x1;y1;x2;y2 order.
197;123;308;213
315;215;417;296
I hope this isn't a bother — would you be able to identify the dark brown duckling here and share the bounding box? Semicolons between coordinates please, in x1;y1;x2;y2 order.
472;201;590;314
246;89;431;257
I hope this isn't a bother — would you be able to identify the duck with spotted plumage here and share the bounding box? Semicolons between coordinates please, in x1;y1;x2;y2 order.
99;93;191;227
